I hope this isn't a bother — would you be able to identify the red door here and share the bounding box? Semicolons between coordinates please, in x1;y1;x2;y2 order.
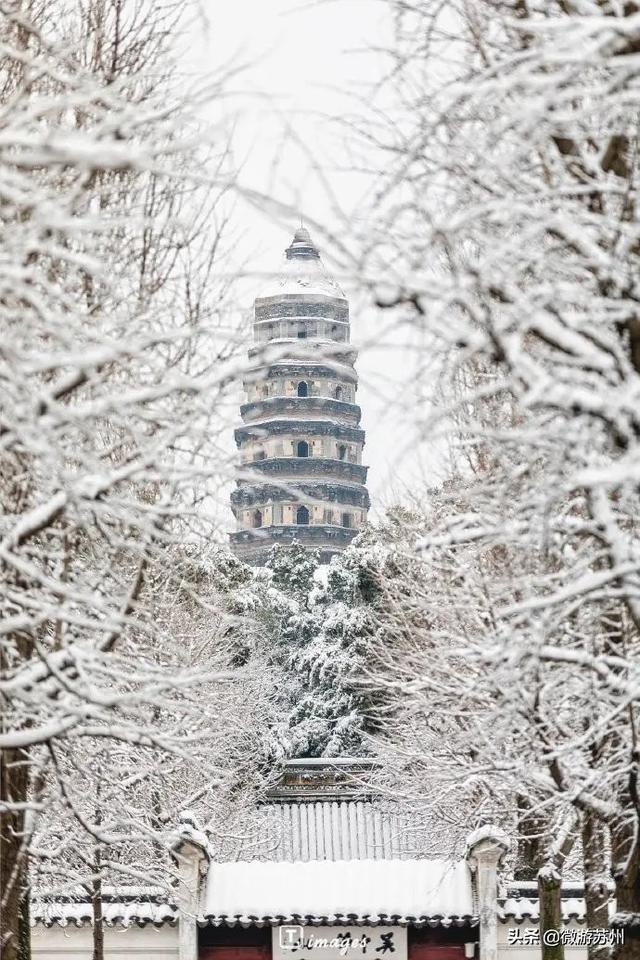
410;946;467;960
200;948;271;960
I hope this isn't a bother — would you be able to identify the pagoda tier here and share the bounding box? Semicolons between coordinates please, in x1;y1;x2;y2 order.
230;228;369;565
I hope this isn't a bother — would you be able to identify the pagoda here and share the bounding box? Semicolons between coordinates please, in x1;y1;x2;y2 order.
229;227;369;564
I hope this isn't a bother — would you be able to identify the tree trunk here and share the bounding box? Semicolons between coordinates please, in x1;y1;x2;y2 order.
92;870;104;960
515;794;545;880
538;866;564;960
19;892;31;960
0;746;31;960
92;800;104;960
613;829;640;960
582;810;611;960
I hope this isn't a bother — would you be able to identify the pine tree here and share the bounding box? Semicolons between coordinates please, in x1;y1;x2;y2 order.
235;535;404;760
265;542;320;597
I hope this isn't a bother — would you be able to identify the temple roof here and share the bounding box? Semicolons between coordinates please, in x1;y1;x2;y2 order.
200;858;475;927
256;228;347;301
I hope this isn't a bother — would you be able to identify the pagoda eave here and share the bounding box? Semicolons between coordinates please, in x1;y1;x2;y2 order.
240;396;362;423
239;457;368;484
247;343;357;364
235;421;365;445
243;363;358;386
231;482;371;510
230;524;359;563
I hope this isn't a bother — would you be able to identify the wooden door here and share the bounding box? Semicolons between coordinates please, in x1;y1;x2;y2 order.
200;946;271;960
409;945;467;960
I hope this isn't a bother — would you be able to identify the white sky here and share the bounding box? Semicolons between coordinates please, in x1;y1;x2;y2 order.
184;1;442;527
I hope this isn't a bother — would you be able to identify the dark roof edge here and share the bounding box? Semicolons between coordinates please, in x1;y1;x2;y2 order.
198;915;479;929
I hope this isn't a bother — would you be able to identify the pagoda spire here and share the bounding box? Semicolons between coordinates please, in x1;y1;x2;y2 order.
285;226;320;261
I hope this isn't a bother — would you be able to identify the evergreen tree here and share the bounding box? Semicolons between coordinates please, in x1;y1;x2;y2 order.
290;539;389;756
265;542;320;597
232;533;406;760
217;529;416;763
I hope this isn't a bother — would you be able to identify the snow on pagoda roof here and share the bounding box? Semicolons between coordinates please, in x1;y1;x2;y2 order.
256;258;347;300
201;858;475;926
256;229;347;301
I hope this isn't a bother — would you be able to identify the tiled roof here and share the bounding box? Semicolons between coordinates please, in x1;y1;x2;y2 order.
500;897;587;923
30;890;177;927
210;762;445;864
259;800;422;862
201;858;476;927
499;882;615;924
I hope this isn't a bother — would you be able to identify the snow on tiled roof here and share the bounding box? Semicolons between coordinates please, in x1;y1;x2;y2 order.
201;858;475;926
259;800;425;861
31;890;177;927
499;883;615;924
500;897;587;923
209;763;453;865
285;758;370;766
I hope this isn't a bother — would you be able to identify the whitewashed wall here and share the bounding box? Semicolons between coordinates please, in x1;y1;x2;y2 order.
498;922;587;960
30;923;179;959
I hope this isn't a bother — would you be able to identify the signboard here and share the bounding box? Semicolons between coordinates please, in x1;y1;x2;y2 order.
273;926;408;960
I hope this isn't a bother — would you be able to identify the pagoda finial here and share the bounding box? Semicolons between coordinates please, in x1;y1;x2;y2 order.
285;225;320;261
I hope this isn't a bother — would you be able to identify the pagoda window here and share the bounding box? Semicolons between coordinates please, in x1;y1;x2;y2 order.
296;505;310;525
297;328;307;339
334;385;343;400
342;512;351;528
337;444;347;461
323;509;334;524
297;440;310;458
253;448;266;461
297;381;308;397
253;510;263;528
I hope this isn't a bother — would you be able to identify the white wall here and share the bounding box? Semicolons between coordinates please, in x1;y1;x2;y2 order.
498;921;587;960
30;923;179;959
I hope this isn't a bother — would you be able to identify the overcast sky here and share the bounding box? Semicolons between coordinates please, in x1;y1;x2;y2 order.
185;1;441;527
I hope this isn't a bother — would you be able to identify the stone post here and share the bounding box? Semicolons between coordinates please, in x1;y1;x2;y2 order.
466;826;510;960
173;813;209;960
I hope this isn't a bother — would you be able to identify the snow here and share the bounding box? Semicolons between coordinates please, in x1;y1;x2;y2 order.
500;897;590;923
465;825;510;855
284;758;377;767
172;810;209;856
500;882;616;923
202;858;474;922
31;892;177;927
259;799;418;861
256;256;347;301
